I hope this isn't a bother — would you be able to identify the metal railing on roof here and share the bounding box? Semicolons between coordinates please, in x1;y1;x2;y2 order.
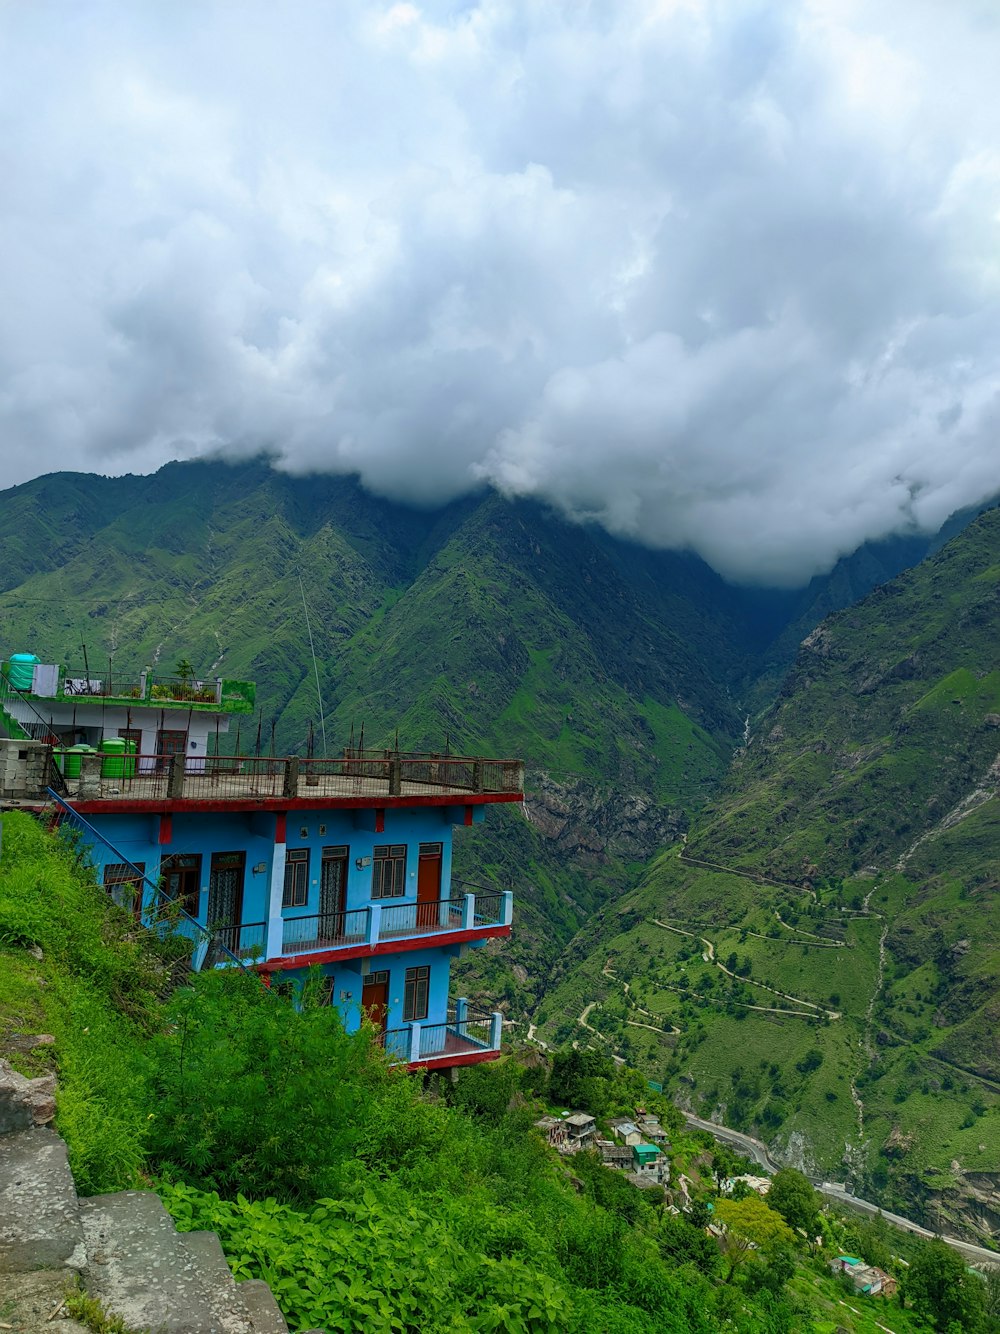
55;750;525;802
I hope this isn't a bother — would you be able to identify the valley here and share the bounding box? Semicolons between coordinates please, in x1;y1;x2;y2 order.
1;457;998;1244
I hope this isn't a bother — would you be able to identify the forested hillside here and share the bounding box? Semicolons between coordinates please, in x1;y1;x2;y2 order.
537;507;1000;1239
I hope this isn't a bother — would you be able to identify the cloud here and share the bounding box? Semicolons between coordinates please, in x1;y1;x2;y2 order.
1;0;999;583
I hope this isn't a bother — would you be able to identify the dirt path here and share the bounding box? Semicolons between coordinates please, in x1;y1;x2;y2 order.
772;911;845;946
602;959;681;1034
654;977;817;1019
652;920;841;1019
678;850;817;901
526;1021;551;1052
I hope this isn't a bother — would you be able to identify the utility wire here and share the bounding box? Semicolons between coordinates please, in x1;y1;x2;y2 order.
298;573;328;759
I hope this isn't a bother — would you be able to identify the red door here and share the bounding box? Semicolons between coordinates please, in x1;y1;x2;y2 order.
362;971;390;1036
157;729;187;772
417;842;442;929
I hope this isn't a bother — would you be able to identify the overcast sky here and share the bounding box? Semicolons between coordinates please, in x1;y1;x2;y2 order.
1;1;999;585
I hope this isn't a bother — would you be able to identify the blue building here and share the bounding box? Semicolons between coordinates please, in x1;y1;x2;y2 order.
1;656;523;1071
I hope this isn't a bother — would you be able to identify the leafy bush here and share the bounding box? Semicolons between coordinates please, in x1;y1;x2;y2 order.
161;1180;576;1333
145;969;374;1201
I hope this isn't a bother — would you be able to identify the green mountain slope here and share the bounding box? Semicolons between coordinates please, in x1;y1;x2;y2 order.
536;507;1000;1240
0;460;756;1000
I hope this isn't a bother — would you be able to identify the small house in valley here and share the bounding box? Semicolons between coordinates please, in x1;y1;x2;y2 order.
610;1118;643;1146
564;1113;597;1148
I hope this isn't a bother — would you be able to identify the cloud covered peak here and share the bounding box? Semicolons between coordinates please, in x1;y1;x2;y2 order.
2;0;999;584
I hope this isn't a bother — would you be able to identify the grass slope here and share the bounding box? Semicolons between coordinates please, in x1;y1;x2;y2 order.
537;508;1000;1238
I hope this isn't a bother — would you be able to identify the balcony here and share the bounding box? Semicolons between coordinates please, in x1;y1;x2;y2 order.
1;661;255;715
380;1002;503;1070
269;888;512;967
58;751;525;806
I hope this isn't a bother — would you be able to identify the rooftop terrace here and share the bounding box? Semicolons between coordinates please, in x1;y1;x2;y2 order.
1;660;255;716
58;749;525;809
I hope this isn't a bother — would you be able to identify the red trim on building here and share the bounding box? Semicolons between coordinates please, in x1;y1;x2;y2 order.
69;791;522;817
274;811;287;843
463;804;473;826
157;814;172;846
375;808;385;834
257;923;511;973
406;1047;501;1073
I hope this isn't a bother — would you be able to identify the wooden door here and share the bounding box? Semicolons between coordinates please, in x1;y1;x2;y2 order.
319;846;347;939
416;842;442;929
161;853;201;918
361;970;390;1034
208;851;245;954
157;729;187;772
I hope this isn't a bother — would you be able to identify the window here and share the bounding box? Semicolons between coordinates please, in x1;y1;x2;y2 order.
403;966;430;1022
104;861;146;919
283;848;309;908
372;844;406;898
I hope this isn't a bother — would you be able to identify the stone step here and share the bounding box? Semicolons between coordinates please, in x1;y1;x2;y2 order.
238;1280;289;1334
79;1190;238;1334
175;1231;255;1334
0;1127;85;1273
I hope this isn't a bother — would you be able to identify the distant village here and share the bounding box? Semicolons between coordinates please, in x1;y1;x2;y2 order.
534;1108;670;1189
533;1107;899;1303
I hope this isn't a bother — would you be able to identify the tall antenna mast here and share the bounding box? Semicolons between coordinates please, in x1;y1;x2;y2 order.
298;573;328;758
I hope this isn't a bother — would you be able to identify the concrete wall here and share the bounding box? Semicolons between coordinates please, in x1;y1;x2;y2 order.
302;943;454;1033
0;739;50;799
87;802;469;928
4;700;231;764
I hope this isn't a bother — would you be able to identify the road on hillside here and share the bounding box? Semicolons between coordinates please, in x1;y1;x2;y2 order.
680;1113;999;1269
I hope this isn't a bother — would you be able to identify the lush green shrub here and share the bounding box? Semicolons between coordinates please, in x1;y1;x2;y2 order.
145;969;374;1201
161;1179;577;1333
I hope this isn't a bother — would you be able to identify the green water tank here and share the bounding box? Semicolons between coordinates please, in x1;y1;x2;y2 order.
7;653;40;690
63;744;94;779
121;736;137;778
99;737;128;778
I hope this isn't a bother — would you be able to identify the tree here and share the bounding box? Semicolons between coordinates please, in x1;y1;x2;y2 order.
767;1168;819;1235
902;1239;985;1331
714;1197;797;1283
657;1214;720;1276
983;1266;1000;1323
548;1047;614;1110
711;1142;741;1192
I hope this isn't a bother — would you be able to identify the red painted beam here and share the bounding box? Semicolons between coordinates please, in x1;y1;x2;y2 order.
406;1048;501;1073
70;791;522;816
257;923;511;973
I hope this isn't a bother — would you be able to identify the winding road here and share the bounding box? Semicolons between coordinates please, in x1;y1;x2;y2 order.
680;1113;999;1270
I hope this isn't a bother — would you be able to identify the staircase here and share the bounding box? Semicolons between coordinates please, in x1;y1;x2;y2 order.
0;1127;287;1334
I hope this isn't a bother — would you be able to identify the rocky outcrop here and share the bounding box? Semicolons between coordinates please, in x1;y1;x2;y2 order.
0;1059;56;1134
527;772;686;863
